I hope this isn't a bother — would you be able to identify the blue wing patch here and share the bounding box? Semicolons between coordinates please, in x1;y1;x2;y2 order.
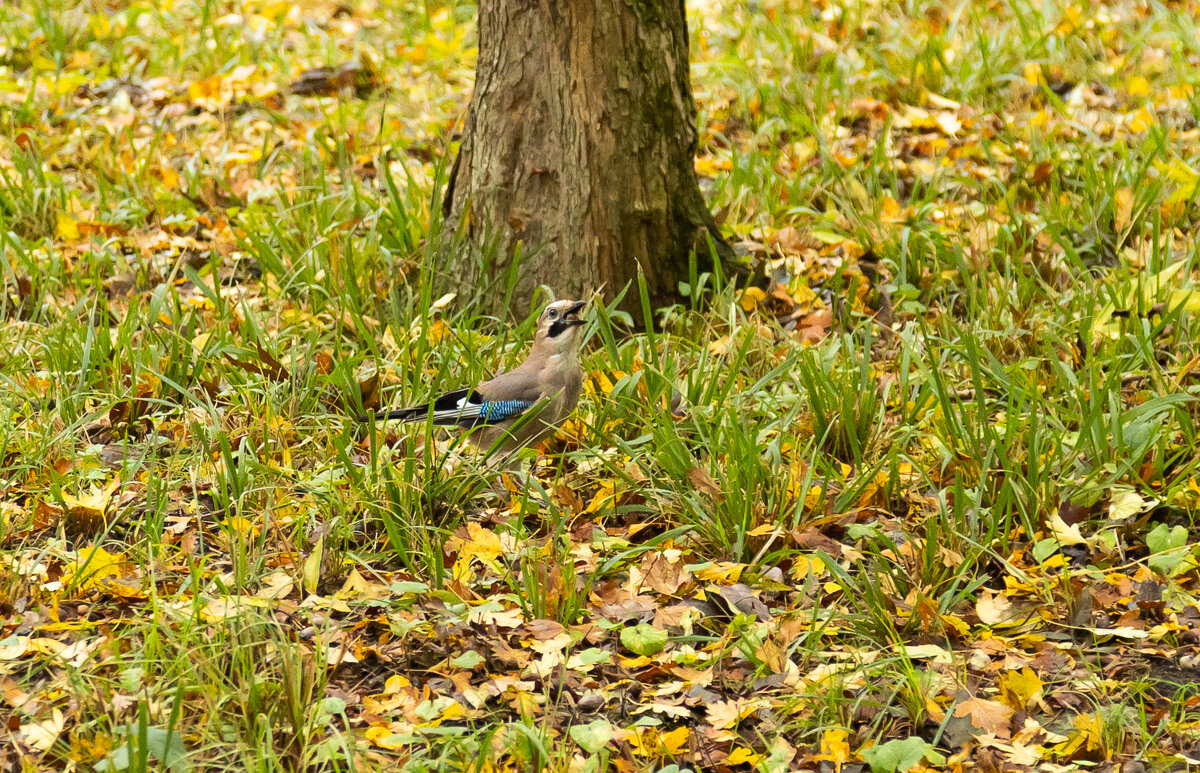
477;399;536;423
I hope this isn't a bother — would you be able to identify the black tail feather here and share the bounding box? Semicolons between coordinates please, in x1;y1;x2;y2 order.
361;407;424;422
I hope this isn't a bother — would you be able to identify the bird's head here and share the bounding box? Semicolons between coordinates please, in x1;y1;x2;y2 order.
535;299;587;354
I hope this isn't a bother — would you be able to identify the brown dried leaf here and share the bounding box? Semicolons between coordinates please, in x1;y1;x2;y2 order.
711;583;772;621
524;619;566;640
796;307;833;344
975;589;1016;626
687;467;724;501
638;551;691;596
954;695;1014;737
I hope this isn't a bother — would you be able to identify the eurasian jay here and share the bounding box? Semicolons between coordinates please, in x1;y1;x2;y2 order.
365;299;587;455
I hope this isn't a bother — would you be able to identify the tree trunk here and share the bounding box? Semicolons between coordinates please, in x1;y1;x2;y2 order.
440;0;735;318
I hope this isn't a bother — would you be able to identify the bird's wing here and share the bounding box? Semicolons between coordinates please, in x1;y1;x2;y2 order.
370;371;544;428
433;389;539;428
476;368;543;401
467;368;545;427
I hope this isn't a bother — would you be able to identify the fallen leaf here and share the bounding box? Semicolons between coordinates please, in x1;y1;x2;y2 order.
20;709;65;752
954;696;1014;736
797;307;833;344
1045;510;1087;546
1114;186;1134;232
637;551;691;596
998;667;1044;710
975;589;1016;626
687;467;723;501
570;719;613;753
620;624;668;656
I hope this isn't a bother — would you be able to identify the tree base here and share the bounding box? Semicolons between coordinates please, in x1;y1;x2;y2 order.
438;0;737;320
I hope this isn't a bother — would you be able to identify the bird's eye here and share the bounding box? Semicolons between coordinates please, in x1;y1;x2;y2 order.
547;309;558;319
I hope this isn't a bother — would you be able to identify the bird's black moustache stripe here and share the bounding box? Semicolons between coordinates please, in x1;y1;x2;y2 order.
548;320;568;338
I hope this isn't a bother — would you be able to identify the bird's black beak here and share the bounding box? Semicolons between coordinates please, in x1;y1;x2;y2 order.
564;300;587;326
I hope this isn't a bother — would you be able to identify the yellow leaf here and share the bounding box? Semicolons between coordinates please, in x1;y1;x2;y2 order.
188;75;222;102
1113;187;1134;232
1128;106;1155;133
303;536;324;594
64;545;129;590
155;164;180;189
26;638;68;657
790;554;826;581
467;603;523;628
1053;712;1103;757
1040;553;1068;570
89;12;111;35
1127;76;1151;96
935;110;962;136
880;195;902;222
628;725;690;757
998;667;1044;710
814;728;852;767
427;318;451;344
225;515;260;537
59;481;118;522
588;369;627;396
740;286;766;312
1161;158;1200;187
364;724;408;750
1091;260;1189;342
439;700;465;721
693;562;745;583
939;613;971;637
708;334;733;357
1175;477;1200;507
726;747;761;765
55;213;80;240
1046;511;1086;546
792;137;818;164
459;522;505;563
694;156;732;176
256;571;294;600
585;479;619;515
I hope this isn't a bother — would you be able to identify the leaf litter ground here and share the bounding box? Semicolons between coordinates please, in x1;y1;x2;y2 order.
3;0;1200;771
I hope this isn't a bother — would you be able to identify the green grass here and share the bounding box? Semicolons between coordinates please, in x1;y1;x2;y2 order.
3;0;1200;770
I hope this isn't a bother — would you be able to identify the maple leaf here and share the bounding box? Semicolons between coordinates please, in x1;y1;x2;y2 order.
954;696;1015;737
20;709;65;752
975;589;1017;626
998;667;1044;711
814;728;853;770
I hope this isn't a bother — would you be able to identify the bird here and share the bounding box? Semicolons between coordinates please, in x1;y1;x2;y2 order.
363;299;587;456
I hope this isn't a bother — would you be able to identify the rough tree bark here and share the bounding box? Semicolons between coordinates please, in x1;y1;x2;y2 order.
440;0;735;317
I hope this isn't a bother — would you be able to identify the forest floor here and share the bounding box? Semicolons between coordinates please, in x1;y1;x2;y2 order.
3;0;1200;771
